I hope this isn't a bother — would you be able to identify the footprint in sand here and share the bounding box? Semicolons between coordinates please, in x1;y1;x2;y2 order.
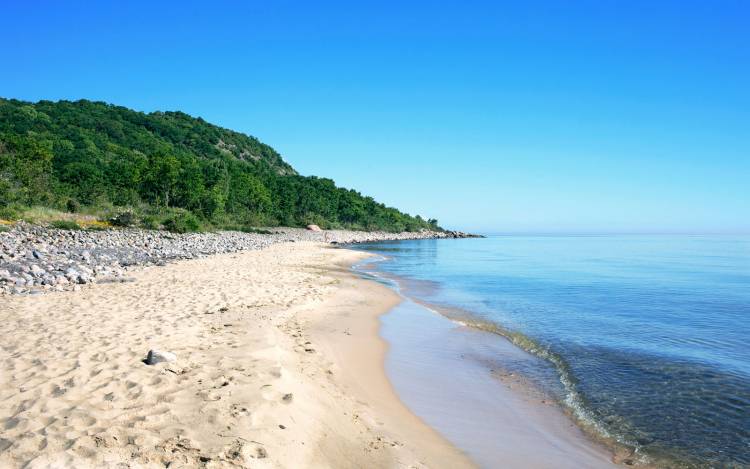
229;403;251;418
223;438;267;462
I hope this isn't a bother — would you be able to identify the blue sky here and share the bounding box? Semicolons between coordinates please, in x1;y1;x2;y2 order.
2;1;748;233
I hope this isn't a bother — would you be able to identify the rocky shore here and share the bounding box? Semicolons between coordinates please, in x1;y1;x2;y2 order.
0;223;478;295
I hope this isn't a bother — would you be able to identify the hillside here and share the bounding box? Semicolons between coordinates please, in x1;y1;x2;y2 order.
0;98;440;232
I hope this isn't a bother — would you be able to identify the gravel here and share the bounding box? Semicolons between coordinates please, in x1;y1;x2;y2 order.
0;223;476;296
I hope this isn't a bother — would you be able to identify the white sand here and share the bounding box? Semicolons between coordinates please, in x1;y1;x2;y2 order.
0;243;471;468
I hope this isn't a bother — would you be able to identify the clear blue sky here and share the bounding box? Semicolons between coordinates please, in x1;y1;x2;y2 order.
2;1;748;233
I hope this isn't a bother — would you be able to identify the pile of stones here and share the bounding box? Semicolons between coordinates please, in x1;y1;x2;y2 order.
0;222;478;295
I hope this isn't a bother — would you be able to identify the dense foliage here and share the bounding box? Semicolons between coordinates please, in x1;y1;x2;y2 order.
0;98;439;232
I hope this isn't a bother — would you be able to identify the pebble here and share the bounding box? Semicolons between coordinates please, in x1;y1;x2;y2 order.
0;222;477;296
145;349;177;365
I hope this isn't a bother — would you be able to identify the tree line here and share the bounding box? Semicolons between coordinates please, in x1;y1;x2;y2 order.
0;98;440;232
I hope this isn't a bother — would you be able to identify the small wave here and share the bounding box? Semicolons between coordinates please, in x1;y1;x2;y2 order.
353;262;656;465
447;315;647;461
350;261;727;467
410;304;720;467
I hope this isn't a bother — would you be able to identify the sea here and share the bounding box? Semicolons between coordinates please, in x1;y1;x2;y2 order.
352;235;750;468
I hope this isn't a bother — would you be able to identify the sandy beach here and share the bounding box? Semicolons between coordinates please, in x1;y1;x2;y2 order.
0;241;625;469
0;242;471;468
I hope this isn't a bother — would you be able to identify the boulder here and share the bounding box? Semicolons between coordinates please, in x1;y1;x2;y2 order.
306;224;322;232
145;349;177;365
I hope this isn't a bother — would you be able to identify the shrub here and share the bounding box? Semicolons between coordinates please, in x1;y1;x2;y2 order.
163;211;202;233
0;205;22;220
51;220;82;230
66;198;81;213
110;210;136;227
140;215;160;230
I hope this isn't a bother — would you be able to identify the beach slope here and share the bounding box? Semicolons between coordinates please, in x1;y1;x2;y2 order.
0;243;471;468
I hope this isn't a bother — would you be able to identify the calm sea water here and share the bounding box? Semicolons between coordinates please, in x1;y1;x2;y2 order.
354;235;750;468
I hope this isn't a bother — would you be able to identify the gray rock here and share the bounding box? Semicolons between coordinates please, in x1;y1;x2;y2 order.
1;221;477;297
145;349;177;365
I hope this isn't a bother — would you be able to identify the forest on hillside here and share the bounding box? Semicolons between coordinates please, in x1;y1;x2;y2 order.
0;98;439;232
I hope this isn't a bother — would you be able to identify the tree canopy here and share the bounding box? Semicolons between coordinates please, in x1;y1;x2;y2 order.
0;98;440;232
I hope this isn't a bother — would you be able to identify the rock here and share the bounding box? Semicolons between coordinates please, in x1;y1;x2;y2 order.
1;221;480;297
145;350;177;365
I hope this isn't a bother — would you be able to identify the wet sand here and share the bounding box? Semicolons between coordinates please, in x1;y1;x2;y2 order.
380;298;620;468
0;241;618;468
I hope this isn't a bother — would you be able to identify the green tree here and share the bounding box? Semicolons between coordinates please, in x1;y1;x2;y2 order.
0;98;442;232
143;153;179;207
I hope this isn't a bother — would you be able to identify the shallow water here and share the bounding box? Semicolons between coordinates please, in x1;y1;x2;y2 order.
353;235;750;468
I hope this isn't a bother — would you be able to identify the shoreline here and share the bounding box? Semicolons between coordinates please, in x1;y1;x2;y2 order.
0;222;479;296
305;250;475;468
1;236;623;468
0;242;471;468
354;253;624;468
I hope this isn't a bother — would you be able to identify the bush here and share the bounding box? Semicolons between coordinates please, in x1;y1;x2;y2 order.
50;220;82;230
66;198;81;213
0;205;22;220
140;215;160;230
163;211;203;233
110;210;136;227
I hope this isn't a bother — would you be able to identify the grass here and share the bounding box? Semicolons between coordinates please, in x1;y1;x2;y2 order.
50;220;83;230
20;206;82;224
1;204;306;235
0;205;115;231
